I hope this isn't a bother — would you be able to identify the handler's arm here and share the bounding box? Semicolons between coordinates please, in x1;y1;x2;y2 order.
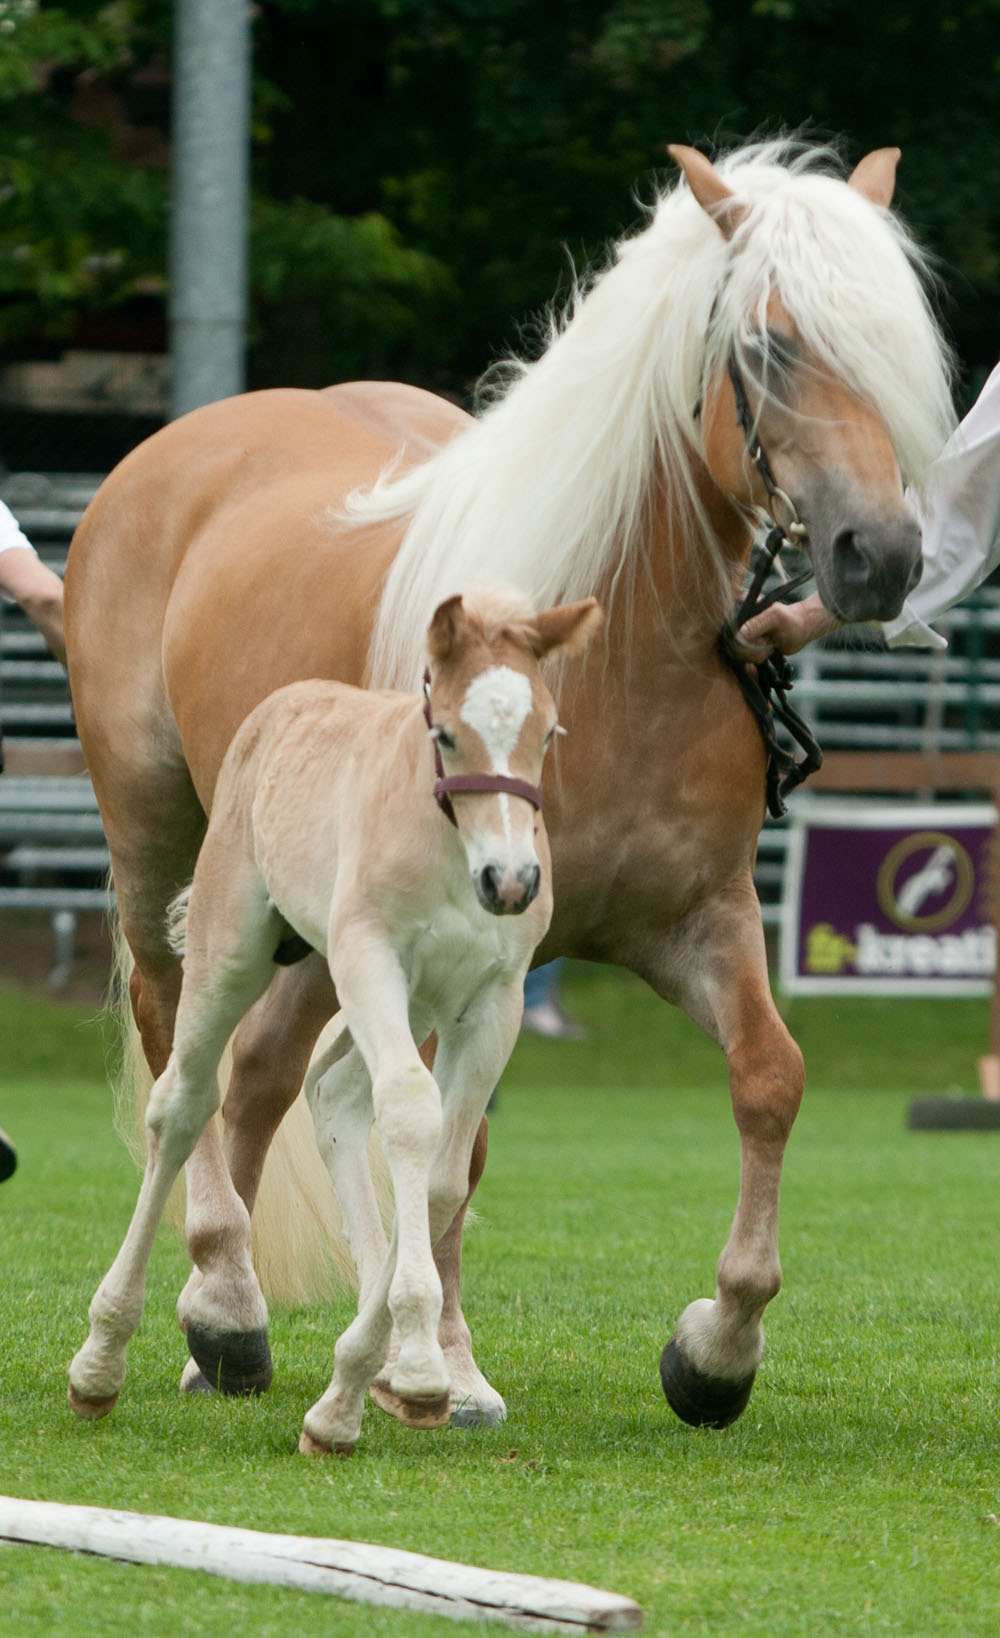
0;535;66;665
881;359;1000;651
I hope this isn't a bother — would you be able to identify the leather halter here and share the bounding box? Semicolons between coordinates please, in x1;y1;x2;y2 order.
422;669;544;829
716;350;824;818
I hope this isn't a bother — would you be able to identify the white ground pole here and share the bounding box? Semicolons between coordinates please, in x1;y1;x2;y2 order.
0;1496;642;1634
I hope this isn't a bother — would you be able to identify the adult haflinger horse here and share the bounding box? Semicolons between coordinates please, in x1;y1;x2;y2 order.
68;588;601;1451
64;138;954;1437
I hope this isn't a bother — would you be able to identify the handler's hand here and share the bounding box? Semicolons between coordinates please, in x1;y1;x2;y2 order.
734;591;841;662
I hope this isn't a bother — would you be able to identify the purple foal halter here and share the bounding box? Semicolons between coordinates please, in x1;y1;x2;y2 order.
422;668;544;828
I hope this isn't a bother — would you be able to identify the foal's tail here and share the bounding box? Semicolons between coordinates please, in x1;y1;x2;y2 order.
110;913;366;1306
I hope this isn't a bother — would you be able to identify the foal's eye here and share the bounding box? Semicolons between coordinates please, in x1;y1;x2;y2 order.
434;727;456;754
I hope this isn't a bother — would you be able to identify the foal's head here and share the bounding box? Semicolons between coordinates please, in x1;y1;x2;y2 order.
424;588;602;914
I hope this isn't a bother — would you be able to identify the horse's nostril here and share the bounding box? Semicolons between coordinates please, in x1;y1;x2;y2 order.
480;864;501;906
832;529;872;589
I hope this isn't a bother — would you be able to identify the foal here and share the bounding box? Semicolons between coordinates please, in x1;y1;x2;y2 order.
68;587;601;1454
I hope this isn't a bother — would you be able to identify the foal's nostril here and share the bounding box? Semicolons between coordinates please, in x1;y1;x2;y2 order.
480;864;502;908
832;529;872;590
523;864;541;905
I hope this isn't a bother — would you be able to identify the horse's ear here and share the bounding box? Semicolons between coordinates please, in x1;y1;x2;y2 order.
426;594;466;662
530;598;603;660
847;147;900;209
667;143;746;241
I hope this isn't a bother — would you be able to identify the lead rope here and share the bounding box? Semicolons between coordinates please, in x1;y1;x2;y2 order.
716;352;824;819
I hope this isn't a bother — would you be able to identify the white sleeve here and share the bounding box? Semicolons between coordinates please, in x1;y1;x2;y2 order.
0;497;36;556
882;360;1000;650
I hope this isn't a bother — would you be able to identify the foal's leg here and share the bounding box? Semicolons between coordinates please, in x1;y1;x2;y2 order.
634;879;804;1428
304;1021;388;1299
423;1115;505;1427
68;880;280;1416
300;929;447;1455
307;1021;505;1428
419;985;524;1425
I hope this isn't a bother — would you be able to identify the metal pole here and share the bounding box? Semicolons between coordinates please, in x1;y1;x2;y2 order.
168;0;251;420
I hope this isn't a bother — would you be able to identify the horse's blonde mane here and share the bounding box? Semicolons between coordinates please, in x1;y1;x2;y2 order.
356;137;956;690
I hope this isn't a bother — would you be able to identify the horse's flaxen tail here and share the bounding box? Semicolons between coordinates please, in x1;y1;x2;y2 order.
109;910;366;1306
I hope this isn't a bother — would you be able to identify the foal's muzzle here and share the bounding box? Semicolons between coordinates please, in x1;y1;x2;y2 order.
476;862;541;916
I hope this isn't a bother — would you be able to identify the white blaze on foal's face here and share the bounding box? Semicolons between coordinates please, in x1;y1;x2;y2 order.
457;664;542;908
459;665;534;773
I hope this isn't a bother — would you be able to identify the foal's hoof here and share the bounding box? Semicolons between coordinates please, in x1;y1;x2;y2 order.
659;1337;756;1429
369;1381;453;1430
180;1355;216;1395
185;1323;273;1396
298;1427;355;1459
67;1382;119;1421
449;1393;507;1430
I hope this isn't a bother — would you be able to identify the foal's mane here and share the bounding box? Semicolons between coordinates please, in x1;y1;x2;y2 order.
356;138;955;690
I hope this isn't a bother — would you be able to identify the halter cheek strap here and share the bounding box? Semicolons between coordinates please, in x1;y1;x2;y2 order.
422;669;544;828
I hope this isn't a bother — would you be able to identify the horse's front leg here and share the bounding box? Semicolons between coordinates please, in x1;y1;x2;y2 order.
638;883;804;1429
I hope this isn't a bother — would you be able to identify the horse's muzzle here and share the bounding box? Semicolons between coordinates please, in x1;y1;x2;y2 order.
825;512;922;624
476;862;541;916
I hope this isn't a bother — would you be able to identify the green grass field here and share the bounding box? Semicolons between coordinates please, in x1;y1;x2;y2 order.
1;965;999;1634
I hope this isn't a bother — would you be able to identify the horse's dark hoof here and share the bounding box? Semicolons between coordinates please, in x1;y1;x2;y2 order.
659;1336;756;1428
185;1323;273;1396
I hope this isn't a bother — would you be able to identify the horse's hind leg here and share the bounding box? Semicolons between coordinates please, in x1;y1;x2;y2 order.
176;955;338;1392
68;1045;218;1417
633;881;804;1429
68;872;278;1417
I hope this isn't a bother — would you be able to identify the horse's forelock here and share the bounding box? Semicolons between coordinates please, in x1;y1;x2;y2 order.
702;143;956;493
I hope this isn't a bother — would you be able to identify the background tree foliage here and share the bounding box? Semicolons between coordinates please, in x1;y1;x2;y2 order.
2;0;998;405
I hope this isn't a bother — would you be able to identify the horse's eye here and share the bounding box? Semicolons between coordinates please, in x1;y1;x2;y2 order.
435;727;456;754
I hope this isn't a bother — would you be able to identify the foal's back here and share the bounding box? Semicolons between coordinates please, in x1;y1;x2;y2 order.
217;678;438;940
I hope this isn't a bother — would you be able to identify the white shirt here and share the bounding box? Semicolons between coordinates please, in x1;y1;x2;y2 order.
883;360;1000;649
0;498;35;557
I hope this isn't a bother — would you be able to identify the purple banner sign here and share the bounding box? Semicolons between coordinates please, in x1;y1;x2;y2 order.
779;801;998;995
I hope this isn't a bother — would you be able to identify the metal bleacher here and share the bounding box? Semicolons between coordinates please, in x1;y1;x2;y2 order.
0;473;109;985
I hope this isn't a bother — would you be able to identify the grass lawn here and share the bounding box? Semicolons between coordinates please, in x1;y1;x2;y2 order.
1;965;998;1634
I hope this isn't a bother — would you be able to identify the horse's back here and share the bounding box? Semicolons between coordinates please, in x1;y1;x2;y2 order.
65;384;466;812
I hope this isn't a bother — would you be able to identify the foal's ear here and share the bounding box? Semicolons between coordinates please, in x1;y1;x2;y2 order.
667;143;747;241
427;594;466;662
847;147;900;210
530;598;603;660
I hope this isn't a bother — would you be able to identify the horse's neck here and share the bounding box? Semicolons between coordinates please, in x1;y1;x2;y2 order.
603;465;752;676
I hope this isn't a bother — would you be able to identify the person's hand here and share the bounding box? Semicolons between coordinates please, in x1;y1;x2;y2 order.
734;591;841;661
